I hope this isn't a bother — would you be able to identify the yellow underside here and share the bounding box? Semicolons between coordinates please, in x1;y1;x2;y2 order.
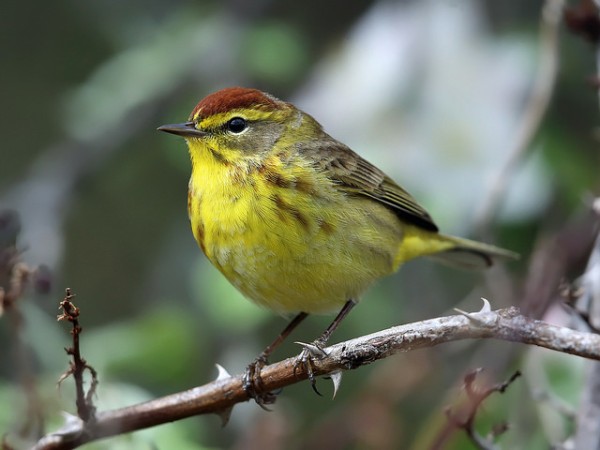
187;145;454;314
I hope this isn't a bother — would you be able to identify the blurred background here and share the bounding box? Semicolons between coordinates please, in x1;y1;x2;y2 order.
1;0;599;448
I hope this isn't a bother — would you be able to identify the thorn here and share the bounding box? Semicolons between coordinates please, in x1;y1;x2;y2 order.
44;412;85;440
295;341;328;358
211;365;235;424
57;368;74;390
454;298;492;318
329;371;343;399
60;411;84;433
454;308;487;325
214;364;232;381
216;406;234;427
479;298;492;313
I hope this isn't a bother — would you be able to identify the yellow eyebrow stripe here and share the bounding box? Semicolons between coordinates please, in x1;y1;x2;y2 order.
196;109;283;129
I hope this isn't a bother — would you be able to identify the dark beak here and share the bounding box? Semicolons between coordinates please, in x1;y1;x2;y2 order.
157;122;207;138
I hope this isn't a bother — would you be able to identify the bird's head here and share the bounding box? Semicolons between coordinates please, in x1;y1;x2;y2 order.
158;87;320;165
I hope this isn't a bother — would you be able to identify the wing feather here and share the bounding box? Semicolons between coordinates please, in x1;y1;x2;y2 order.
305;137;439;232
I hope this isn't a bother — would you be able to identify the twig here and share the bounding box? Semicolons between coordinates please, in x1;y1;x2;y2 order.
444;369;521;450
34;307;600;449
431;204;598;449
0;210;45;443
573;200;600;449
521;206;599;320
57;289;98;423
565;5;600;448
533;388;577;420
473;0;563;237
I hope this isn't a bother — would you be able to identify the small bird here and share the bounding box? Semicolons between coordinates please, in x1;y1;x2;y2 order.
158;87;516;400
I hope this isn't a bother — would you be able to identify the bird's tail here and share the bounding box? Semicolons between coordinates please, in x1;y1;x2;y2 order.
394;225;518;270
427;234;519;269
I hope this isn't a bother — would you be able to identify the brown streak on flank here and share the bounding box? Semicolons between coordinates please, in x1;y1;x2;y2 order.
188;189;206;253
264;169;292;188
272;195;288;224
195;223;206;255
318;219;336;235
273;194;309;230
230;167;245;185
190;87;281;121
187;190;193;217
257;162;267;174
290;208;309;230
295;177;316;194
257;159;314;192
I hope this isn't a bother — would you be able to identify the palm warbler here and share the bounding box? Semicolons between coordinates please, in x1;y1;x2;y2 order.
158;87;516;397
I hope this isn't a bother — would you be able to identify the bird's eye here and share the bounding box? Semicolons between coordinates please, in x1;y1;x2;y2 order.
226;117;248;134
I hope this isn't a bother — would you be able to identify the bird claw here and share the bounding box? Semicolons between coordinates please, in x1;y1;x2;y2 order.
294;340;330;396
295;341;328;358
242;357;278;409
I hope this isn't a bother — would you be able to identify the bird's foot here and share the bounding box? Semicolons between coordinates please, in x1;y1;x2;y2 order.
242;356;278;409
294;339;329;396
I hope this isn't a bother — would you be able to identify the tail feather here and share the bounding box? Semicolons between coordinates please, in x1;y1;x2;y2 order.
428;234;519;269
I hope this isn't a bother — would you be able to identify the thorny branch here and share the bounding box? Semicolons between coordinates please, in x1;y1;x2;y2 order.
57;289;98;423
34;306;600;450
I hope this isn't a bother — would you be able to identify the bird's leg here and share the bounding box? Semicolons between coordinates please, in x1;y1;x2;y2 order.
296;299;357;394
243;311;308;407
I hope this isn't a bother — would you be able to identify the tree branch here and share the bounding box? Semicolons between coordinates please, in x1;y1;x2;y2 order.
34;306;600;450
444;369;522;450
473;0;563;237
56;289;98;423
563;0;600;446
